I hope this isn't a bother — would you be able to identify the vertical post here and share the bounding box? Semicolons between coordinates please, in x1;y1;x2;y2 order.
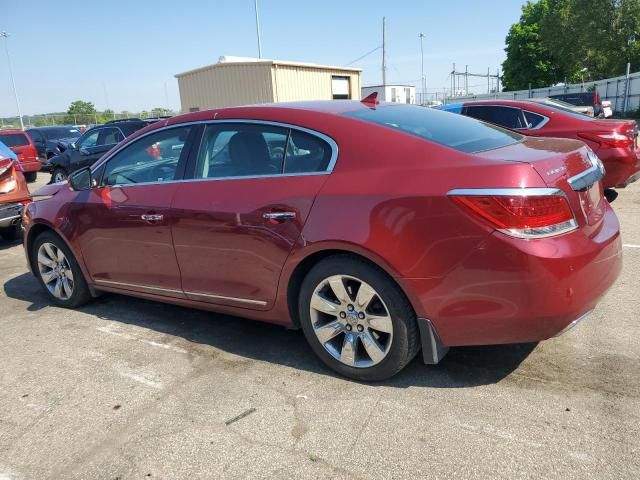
419;33;425;105
464;64;468;94
487;67;490;94
497;68;500;94
528;83;532;98
623;62;631;113
382;17;387;87
451;63;455;98
254;0;262;59
1;32;24;130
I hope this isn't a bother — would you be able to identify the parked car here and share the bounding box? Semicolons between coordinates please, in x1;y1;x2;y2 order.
0;129;41;182
0;141;31;241
550;91;611;118
23;101;621;381
47;119;151;183
437;99;639;190
25;126;82;170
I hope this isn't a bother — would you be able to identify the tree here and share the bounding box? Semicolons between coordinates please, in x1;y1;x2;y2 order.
502;0;640;91
67;100;96;115
502;0;560;90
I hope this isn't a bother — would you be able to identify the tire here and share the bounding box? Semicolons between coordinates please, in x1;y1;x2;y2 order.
32;230;92;308
24;171;37;183
0;224;22;241
51;168;67;183
298;254;420;381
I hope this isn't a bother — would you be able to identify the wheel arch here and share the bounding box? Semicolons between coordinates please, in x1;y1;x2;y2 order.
284;243;421;329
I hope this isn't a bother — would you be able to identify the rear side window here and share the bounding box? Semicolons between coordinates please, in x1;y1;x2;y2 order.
523;111;546;129
284;130;332;174
465;106;525;129
344;104;521;153
0;133;29;147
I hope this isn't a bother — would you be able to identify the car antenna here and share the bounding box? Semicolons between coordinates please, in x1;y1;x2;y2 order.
361;92;379;107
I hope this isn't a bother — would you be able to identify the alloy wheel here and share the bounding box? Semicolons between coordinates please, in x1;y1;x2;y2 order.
309;275;393;368
37;242;74;300
53;171;66;183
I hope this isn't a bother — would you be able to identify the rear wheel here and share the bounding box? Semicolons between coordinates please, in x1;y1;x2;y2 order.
32;231;92;308
24;171;37;183
299;255;419;381
51;168;67;183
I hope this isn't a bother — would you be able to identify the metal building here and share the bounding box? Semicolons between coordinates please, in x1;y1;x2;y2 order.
175;56;362;113
361;85;416;104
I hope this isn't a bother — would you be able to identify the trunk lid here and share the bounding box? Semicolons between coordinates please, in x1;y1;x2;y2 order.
474;137;606;232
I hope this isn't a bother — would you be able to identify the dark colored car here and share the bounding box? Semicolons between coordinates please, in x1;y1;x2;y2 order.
438;100;639;190
550;91;605;117
23;101;621;381
25;126;82;170
0;141;31;241
0;129;41;182
47;119;151;183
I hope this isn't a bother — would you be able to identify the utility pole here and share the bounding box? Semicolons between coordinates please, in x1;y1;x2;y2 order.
382;17;387;87
1;31;24;130
254;0;262;59
464;65;468;94
451;63;455;97
487;67;490;93
419;32;425;105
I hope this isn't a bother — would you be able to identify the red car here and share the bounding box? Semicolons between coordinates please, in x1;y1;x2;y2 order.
22;100;622;380
0;148;31;241
0;129;41;183
439;99;640;190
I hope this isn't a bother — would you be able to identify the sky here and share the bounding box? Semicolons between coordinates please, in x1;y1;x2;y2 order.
0;0;526;117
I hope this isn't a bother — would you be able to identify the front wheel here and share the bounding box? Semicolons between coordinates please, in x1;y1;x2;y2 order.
299;255;420;381
32;231;92;308
51;168;67;183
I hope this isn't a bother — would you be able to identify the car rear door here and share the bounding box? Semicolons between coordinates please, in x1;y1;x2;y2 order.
69;125;197;297
170;121;336;309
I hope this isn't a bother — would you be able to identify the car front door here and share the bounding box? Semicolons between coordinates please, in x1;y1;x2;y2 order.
68;125;196;297
170;122;336;309
27;130;46;160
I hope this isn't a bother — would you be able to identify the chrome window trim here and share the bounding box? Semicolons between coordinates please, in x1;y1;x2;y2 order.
93;278;267;306
567;151;605;191
447;187;566;197
90;119;339;188
520;109;550;130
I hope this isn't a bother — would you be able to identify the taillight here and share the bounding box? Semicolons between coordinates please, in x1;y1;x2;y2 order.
0;158;14;176
448;188;577;239
578;131;633;149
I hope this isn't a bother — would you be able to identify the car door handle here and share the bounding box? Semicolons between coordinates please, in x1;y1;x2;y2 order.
141;214;164;222
263;212;296;220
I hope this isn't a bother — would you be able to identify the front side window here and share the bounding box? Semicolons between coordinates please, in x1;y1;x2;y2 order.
465;106;525;129
194;123;288;179
98;127;124;146
101;126;191;186
78;130;100;149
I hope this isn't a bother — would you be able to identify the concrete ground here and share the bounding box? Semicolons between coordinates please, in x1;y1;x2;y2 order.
0;174;639;480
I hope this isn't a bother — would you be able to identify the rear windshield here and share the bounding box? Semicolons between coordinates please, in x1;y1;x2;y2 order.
531;101;596;121
0;133;29;147
43;127;81;140
344;104;522;153
550;93;595;107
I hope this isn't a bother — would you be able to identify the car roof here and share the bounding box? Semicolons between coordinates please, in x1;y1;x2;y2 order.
0;129;26;134
26;125;77;130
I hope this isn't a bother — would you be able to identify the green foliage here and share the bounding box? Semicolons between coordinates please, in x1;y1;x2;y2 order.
502;0;640;90
67;100;96;115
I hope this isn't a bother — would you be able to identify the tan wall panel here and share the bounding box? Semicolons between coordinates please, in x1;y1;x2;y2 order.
177;63;274;112
272;66;361;102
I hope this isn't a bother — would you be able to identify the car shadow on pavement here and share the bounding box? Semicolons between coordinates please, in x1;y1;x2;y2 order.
0;238;23;251
4;272;537;388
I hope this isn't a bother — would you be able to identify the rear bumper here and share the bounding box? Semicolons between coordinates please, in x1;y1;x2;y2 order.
404;206;622;347
599;149;640;188
18;160;42;173
0;202;23;228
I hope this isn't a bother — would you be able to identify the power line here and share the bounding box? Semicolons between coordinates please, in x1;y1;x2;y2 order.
345;45;382;66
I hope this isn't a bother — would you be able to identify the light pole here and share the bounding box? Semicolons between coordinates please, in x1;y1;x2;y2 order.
254;0;262;59
419;33;425;105
581;67;588;90
1;31;24;130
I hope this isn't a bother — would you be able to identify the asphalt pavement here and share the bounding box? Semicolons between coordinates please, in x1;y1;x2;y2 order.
0;175;638;479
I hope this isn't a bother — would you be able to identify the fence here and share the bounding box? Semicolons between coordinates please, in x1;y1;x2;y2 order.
446;70;640;113
0;111;175;129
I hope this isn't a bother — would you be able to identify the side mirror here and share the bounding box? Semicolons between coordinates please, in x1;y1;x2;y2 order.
69;167;93;191
80;147;90;156
69;142;77;150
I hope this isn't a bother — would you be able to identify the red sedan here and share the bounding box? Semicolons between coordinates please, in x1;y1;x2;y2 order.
438;99;640;190
22;100;622;380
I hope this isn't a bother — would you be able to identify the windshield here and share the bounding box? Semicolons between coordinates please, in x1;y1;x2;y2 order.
0;133;29;147
343;104;522;153
44;127;82;140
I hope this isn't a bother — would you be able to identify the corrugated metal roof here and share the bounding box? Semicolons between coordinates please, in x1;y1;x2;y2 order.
175;58;361;78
